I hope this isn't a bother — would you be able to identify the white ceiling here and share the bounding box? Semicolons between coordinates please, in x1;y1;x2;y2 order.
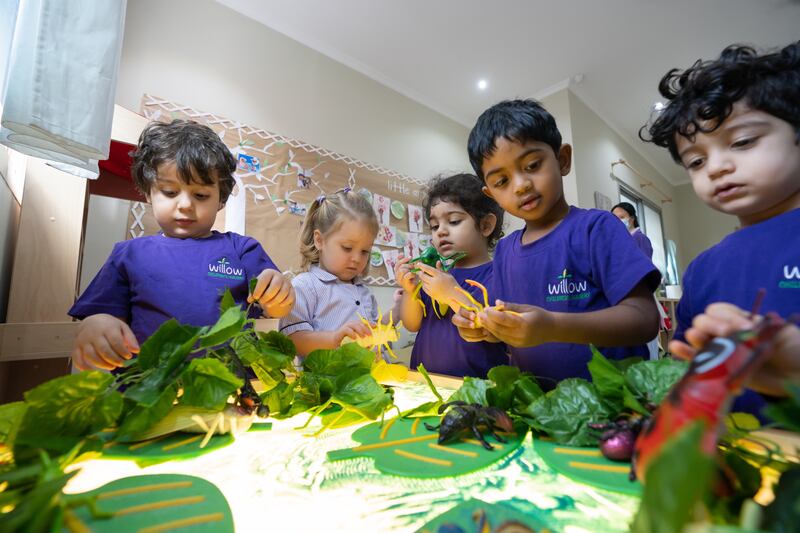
216;0;800;185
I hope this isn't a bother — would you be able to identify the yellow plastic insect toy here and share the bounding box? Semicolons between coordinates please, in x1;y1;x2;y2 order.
453;279;522;328
346;308;400;360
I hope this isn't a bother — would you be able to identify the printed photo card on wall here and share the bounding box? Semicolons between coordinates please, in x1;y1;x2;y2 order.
130;95;430;286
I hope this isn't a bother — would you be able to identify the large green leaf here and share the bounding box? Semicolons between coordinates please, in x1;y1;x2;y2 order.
486;366;521;410
631;422;715;533
137;319;198;370
332;372;393;420
512;375;544;413
124;326;202;407
762;465;800;532
624;358;688;408
200;306;246;348
180;358;243;411
0;402;26;448
116;385;177;442
14;372;123;456
447;377;489;405
587;346;625;413
303;343;374;377
522;378;613;446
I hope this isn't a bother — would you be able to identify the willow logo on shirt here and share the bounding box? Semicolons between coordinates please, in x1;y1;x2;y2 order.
208;257;245;281
546;268;590;302
779;265;800;289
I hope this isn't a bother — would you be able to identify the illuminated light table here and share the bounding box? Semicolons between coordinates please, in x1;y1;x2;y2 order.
65;372;640;532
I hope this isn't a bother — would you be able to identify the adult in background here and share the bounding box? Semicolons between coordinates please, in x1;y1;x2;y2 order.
612;202;653;259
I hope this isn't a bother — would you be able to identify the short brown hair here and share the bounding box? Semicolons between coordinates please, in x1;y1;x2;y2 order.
131;119;237;203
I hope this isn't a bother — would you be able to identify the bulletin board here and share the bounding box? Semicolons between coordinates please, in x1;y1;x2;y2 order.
128;95;431;286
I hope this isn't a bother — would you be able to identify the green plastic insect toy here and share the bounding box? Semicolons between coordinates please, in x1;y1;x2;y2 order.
409;246;466;273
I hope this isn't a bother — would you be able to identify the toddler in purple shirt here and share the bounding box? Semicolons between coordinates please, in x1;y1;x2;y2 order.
69;120;294;371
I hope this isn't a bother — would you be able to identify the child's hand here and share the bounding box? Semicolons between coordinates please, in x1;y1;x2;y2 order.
451;307;500;343
417;262;460;305
249;269;295;318
332;320;373;345
479;300;553;348
669;303;800;397
394;255;418;292
72;314;139;371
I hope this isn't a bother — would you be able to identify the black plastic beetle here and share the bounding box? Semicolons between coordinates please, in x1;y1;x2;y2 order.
425;401;514;450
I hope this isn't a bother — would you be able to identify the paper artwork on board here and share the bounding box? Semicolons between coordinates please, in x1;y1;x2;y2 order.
375;225;397;247
381;250;399;281
408;204;424;233
373;194;391;226
404;232;420;259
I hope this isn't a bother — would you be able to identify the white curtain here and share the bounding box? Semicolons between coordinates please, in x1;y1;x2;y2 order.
0;0;127;178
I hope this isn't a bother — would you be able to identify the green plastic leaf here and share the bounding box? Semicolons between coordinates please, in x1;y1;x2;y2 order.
447;377;489;405
15;372;123;457
327;416;526;478
624;357;688;407
200;305;246;348
631;422;715;533
180;358;243;411
116;385;177;441
587;346;625;412
522;379;613;446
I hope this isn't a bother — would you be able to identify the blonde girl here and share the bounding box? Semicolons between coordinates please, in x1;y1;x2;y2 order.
279;188;381;357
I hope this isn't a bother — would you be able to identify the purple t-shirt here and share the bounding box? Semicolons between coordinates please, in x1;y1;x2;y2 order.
675;208;800;418
491;207;661;388
410;262;509;378
631;228;653;260
69;231;279;343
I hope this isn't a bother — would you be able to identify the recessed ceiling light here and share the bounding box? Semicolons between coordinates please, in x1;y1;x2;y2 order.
477;79;488;91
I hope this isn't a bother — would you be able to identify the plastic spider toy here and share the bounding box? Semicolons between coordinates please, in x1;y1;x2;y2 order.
409;245;467;273
425;400;514;450
632;292;797;482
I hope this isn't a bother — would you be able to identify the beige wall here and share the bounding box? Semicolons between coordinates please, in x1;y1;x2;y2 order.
0;153;20;323
674;182;738;265
115;0;470;181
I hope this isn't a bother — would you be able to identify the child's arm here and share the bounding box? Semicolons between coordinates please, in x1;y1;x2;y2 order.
394;256;423;331
477;281;659;347
249;269;295;318
289;321;373;357
72;314;139;371
670;302;800;397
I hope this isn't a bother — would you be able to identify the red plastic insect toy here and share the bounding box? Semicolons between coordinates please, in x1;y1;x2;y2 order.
632;293;795;482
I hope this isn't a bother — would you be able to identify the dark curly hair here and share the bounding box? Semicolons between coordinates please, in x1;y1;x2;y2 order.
468;99;562;180
641;41;800;163
422;173;505;250
131;119;237;203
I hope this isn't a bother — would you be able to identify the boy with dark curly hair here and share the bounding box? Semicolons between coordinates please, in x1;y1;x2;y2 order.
69;120;294;371
642;41;800;400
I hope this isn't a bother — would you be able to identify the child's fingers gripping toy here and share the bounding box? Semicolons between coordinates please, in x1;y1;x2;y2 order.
632;291;798;482
408;246;467;273
453;279;522;329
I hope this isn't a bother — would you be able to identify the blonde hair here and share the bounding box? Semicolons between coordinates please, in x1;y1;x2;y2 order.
299;188;379;270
